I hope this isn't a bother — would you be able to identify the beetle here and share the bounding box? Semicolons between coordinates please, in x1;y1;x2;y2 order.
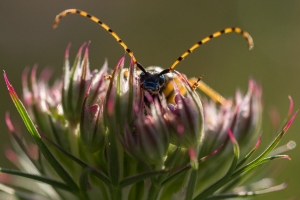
53;9;254;105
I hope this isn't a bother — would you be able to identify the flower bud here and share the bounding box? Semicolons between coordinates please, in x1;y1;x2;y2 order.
61;43;92;124
201;78;262;156
88;60;110;105
80;85;105;152
121;99;169;165
103;56;141;134
166;72;204;169
167;73;204;150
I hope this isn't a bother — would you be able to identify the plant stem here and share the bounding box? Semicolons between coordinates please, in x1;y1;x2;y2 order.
68;122;79;157
147;182;161;200
68;122;80;175
109;186;122;200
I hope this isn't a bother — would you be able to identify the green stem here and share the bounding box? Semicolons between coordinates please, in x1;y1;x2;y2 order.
68;122;79;157
68;122;80;176
109;186;122;200
185;169;198;200
147;182;161;200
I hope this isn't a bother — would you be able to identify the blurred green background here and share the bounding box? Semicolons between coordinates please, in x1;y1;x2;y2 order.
0;1;299;199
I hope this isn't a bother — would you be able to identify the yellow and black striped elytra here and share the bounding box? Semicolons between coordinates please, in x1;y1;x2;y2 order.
53;9;254;105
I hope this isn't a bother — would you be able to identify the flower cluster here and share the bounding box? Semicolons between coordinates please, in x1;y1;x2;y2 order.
2;44;297;200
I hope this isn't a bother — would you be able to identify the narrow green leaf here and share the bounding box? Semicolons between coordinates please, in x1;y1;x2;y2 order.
204;182;287;199
0;183;49;200
40;132;110;185
79;168;92;191
231;155;290;182
157;147;181;184
161;164;190;187
5;112;40;170
220;155;290;194
120;170;165;188
194;130;240;200
246;111;297;167
215;155;289;195
161;145;222;187
236;133;262;169
4;72;78;191
0;167;71;191
185;169;198;200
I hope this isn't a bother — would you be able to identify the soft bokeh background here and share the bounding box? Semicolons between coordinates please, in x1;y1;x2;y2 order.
0;1;299;199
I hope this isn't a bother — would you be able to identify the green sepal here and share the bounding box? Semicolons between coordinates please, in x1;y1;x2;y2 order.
4;72;79;191
0;167;72;192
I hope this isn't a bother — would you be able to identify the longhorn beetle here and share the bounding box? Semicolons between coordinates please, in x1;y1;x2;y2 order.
53;9;254;105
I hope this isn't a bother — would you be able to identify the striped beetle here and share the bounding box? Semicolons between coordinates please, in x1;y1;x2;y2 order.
53;9;254;105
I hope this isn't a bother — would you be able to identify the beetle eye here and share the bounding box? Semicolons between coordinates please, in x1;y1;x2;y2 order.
140;72;146;81
159;75;165;86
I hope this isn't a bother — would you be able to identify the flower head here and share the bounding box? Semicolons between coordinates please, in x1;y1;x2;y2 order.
2;43;297;200
202;78;262;156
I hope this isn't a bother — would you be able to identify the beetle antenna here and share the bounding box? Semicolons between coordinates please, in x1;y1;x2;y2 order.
53;9;146;73
160;27;254;74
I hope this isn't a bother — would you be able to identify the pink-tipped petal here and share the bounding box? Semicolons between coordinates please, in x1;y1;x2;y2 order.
210;144;224;157
39;68;53;82
77;42;87;57
283;155;291;160
144;92;153;103
116;56;125;70
84;42;91;59
5;112;14;132
283;110;298;133
88;104;100;117
30;64;38;84
0;173;11;184
188;148;198;169
177;124;184;134
84;77;94;98
65;43;72;59
4;149;18;164
3;71;19;99
255;132;262;149
288;95;294;117
227;128;237;144
198;144;224;163
21;67;30;87
107;95;115;116
188;148;196;161
248;78;255;92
